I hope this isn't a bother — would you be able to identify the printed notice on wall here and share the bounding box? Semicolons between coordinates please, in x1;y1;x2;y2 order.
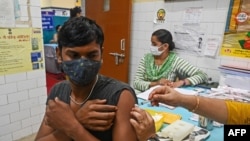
0;28;44;75
204;36;221;57
173;25;205;56
183;7;202;25
0;0;15;27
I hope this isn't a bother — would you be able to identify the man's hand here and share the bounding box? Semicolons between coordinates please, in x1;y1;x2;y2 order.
46;97;80;134
76;99;117;131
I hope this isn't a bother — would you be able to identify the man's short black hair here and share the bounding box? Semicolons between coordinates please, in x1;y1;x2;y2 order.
58;16;104;52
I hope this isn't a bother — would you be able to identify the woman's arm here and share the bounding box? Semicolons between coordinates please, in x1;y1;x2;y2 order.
53;33;58;42
150;86;250;124
133;56;151;92
149;86;228;124
180;95;228;124
175;57;208;86
225;100;250;124
50;33;58;43
112;90;138;141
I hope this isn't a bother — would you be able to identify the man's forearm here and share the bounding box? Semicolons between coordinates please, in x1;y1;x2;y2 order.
67;123;100;141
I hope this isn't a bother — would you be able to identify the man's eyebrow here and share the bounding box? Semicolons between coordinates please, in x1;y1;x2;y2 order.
89;49;99;53
66;50;79;54
65;48;99;54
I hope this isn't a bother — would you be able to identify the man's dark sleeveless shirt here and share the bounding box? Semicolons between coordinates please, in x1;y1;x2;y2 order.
47;74;138;141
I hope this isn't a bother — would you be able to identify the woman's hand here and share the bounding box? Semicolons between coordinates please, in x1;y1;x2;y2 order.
157;79;183;88
158;78;171;86
75;99;117;131
130;105;156;141
168;80;184;88
148;86;182;107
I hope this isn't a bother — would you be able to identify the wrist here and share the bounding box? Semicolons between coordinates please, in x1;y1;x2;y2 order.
158;80;162;85
181;79;186;86
180;95;198;112
178;94;188;107
189;95;200;112
67;120;83;138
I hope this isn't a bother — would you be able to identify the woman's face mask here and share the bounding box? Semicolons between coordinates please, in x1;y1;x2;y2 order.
150;45;164;56
62;58;101;86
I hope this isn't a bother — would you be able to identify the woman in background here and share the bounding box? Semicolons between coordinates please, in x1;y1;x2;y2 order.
50;25;61;43
70;6;82;18
133;29;208;93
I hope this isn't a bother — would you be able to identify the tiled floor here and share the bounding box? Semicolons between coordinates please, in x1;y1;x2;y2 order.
16;133;36;141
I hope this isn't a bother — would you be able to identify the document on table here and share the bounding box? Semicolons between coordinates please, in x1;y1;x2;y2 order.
137;85;198;109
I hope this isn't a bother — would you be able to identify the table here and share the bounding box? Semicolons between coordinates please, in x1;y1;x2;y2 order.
137;87;224;141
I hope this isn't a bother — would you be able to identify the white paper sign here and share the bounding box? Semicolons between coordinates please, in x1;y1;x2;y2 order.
183;7;203;25
174;25;205;56
0;0;15;27
204;36;220;57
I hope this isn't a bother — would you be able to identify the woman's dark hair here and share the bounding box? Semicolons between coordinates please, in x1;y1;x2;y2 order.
152;29;175;50
70;6;82;18
58;16;104;52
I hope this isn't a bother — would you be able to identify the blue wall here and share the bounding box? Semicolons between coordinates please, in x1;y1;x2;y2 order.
43;16;69;44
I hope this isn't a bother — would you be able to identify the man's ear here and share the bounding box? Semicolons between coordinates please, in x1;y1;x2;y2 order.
56;47;62;64
101;46;104;52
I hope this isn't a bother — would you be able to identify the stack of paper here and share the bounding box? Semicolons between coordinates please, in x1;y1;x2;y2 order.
219;65;250;90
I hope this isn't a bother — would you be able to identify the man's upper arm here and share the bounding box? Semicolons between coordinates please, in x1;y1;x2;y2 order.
112;89;138;141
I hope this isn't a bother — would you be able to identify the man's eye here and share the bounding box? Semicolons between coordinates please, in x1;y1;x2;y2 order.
88;53;98;59
70;53;80;59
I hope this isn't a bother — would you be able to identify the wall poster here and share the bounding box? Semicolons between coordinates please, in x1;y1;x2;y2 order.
173;7;205;56
0;28;44;75
220;0;250;58
174;25;205;56
0;0;15;27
